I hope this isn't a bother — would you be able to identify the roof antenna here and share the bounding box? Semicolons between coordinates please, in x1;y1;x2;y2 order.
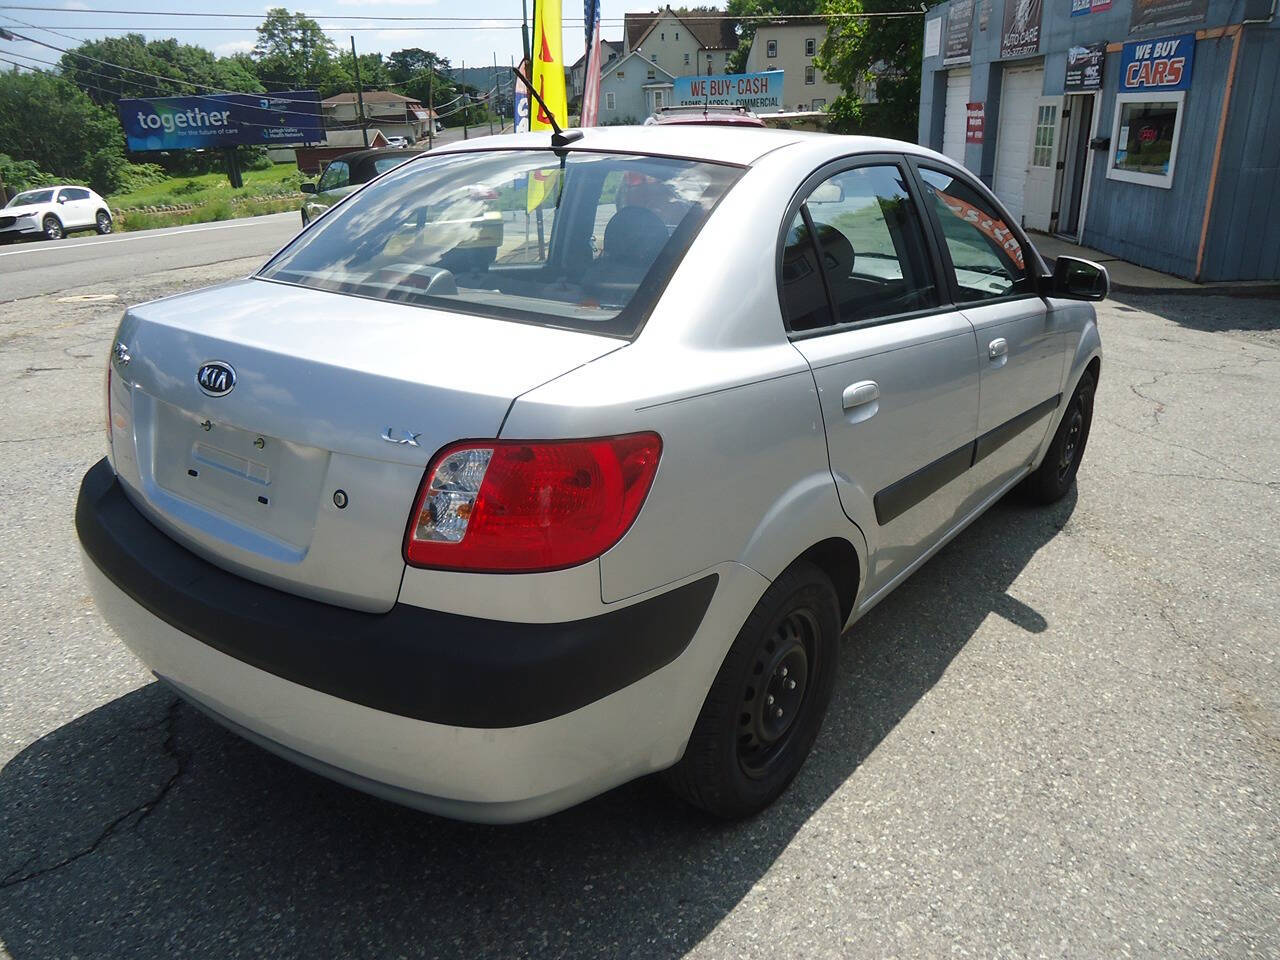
511;64;584;149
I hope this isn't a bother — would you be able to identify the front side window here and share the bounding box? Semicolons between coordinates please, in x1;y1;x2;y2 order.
318;160;350;193
260;150;741;338
780;164;939;332
917;167;1032;302
1108;92;1184;188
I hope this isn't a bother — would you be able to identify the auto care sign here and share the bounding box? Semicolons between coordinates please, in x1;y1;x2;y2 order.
1119;33;1195;91
1000;0;1043;59
965;102;984;143
671;71;783;111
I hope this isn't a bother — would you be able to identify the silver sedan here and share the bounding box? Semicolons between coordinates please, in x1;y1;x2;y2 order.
77;126;1105;823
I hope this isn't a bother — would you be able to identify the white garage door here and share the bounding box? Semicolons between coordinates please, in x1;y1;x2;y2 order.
993;63;1044;226
941;68;971;164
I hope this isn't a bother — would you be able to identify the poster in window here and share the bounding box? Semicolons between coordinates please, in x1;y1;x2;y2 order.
1000;0;1042;59
1113;101;1178;176
924;17;942;59
944;0;975;65
1129;0;1206;32
1064;42;1106;91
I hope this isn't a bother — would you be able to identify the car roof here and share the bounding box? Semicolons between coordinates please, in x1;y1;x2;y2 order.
429;126;932;167
331;147;426;166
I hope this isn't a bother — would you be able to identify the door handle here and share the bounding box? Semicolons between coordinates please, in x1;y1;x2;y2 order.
842;380;880;410
988;338;1009;360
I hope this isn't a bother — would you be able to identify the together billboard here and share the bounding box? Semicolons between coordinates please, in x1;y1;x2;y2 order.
117;91;325;152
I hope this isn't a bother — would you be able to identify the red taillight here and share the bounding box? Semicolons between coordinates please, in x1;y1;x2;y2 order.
404;432;662;573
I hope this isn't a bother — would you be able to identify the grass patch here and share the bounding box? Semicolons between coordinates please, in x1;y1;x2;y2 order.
107;163;307;210
117;195;300;232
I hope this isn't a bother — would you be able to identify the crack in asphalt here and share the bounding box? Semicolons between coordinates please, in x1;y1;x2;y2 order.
0;699;188;891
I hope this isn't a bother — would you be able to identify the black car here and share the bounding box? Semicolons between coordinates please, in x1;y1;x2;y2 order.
299;148;426;225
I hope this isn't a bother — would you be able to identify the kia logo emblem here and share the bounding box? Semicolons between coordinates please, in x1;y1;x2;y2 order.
196;361;236;397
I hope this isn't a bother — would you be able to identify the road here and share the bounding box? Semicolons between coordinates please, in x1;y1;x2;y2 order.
0;250;1277;958
0;212;302;302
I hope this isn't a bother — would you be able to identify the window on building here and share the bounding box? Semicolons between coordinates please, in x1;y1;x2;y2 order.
805;38;816;56
650;53;657;62
661;32;665;40
647;67;656;80
675;31;679;39
605;91;616;110
805;65;816;85
684;53;690;64
812;98;827;110
1031;103;1058;167
1107;92;1185;189
653;90;664;108
780;165;940;332
767;40;777;58
916;167;1032;303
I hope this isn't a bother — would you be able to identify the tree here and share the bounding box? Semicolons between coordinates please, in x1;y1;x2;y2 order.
337;50;392;92
386;47;454;108
0;69;127;193
252;8;345;92
816;0;943;139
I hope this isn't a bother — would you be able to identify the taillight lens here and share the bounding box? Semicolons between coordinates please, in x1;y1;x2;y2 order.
405;432;662;572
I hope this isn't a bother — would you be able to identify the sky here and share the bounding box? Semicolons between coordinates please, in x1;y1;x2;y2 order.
0;0;668;82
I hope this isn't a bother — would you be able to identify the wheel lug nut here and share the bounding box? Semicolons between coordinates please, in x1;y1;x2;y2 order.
781;666;788;677
787;679;796;690
766;695;774;705
775;708;784;718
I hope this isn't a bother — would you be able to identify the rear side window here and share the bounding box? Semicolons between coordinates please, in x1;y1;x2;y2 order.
780;164;939;332
373;155;414;176
260;150;741;337
916;167;1033;302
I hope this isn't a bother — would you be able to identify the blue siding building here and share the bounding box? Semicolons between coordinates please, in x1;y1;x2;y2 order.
918;0;1280;282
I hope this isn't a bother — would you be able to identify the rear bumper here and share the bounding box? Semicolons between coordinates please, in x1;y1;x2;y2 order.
77;459;760;821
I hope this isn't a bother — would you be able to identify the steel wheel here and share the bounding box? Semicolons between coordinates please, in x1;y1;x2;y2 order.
1056;394;1086;484
738;608;818;779
43;216;63;241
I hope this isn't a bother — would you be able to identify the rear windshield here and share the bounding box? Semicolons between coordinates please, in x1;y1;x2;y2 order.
258;149;742;337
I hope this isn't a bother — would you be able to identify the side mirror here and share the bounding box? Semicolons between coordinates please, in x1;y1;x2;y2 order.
57;196;68;204
1046;255;1108;301
300;182;317;194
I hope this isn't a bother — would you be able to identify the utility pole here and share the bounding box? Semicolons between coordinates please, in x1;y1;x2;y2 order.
489;53;496;136
462;60;469;140
427;66;434;149
351;36;369;148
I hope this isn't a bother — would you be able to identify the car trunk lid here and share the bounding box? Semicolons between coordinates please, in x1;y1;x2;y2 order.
108;277;623;612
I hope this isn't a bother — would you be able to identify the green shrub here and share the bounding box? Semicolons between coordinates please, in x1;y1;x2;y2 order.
173;179;205;196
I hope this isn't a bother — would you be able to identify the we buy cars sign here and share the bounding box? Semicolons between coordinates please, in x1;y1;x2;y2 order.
1119;33;1195;91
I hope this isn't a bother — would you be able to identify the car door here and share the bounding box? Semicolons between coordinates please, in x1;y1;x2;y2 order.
57;188;91;228
782;159;982;597
910;162;1067;508
309;160;351;219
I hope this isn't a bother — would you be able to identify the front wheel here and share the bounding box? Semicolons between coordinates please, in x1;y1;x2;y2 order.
42;215;63;241
1022;369;1095;504
663;560;841;819
94;210;113;234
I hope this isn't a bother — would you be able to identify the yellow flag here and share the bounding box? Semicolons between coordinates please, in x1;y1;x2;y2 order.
530;0;567;132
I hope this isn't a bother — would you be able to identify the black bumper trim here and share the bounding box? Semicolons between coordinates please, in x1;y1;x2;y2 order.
76;459;717;729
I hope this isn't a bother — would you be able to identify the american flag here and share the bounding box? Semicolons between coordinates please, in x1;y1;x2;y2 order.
580;0;602;126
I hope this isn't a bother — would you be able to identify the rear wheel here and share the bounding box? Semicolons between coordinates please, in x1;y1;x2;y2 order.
663;560;841;819
95;210;113;235
1022;370;1095;504
42;215;63;241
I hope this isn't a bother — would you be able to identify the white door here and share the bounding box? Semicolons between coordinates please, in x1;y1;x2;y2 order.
993;63;1044;226
1022;96;1063;232
941;68;971;164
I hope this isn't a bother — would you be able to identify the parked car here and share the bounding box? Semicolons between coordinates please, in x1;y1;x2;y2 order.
299;147;425;225
646;104;766;127
0;185;112;242
79;127;1106;824
384;135;410;148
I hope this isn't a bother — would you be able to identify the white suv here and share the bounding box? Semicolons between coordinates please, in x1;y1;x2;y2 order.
0;185;113;242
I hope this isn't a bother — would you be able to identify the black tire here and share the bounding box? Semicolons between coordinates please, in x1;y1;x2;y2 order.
1022;369;1095;504
94;210;113;235
42;215;63;241
663;560;841;819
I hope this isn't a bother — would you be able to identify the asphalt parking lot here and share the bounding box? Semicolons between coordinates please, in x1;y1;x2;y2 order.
0;262;1276;959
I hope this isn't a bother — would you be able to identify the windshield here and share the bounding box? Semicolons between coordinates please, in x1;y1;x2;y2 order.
258;149;742;337
8;190;54;207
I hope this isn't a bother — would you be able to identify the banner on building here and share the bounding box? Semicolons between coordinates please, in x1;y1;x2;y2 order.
1072;0;1112;16
943;0;974;65
1129;0;1207;33
965;102;984;143
671;71;784;111
924;17;942;58
1065;42;1106;90
1000;0;1042;59
117;92;323;152
1119;33;1195;91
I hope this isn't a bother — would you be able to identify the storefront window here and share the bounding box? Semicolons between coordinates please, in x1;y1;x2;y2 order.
1107;92;1185;189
